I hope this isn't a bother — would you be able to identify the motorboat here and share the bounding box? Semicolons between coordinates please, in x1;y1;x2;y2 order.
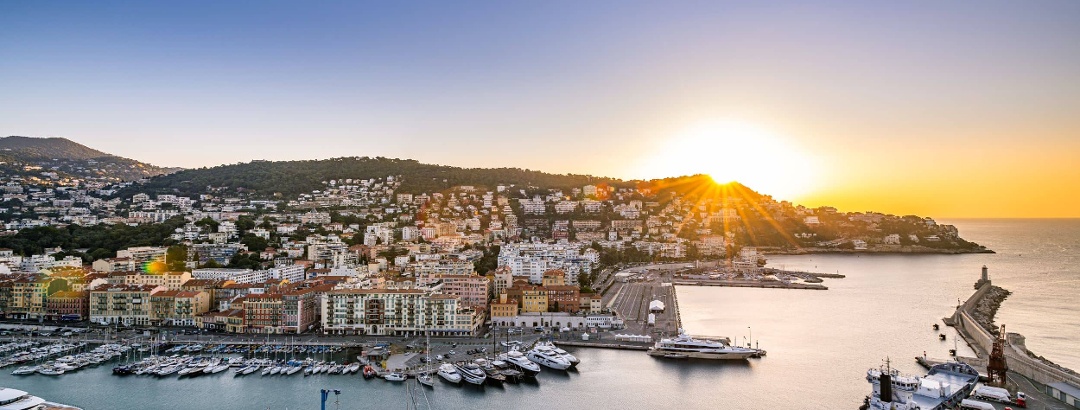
437;363;462;384
498;350;541;376
11;366;37;376
526;345;571;370
383;372;407;382
362;365;377;379
453;362;487;385
474;359;506;385
37;366;65;376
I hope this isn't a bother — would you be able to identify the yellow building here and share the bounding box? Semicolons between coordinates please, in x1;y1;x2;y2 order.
489;293;518;319
520;286;548;314
89;284;164;326
541;269;566;287
150;290;211;326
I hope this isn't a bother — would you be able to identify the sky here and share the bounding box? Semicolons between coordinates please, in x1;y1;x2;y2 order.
2;1;1079;217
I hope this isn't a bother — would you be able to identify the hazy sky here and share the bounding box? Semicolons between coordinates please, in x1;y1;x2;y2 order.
2;1;1079;217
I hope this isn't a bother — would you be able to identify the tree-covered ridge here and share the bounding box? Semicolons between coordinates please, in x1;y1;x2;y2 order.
0;136;177;181
117;156;636;198
0;136;114;160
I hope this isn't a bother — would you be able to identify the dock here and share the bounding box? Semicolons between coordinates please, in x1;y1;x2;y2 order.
672;280;828;290
554;341;651;351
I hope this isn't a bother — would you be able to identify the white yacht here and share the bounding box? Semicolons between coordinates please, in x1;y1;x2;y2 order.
9;366;36;376
498;350;541;376
437;363;462;384
453;362;487;385
526;345;571;370
646;332;760;360
0;388;46;410
383;372;407;382
537;342;580;367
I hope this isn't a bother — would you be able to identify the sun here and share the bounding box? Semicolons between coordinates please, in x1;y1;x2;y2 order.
641;120;819;200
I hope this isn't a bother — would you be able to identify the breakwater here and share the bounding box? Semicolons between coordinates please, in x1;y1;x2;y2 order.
947;279;1080;387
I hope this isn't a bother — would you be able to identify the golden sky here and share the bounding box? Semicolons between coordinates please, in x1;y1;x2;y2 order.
4;2;1079;218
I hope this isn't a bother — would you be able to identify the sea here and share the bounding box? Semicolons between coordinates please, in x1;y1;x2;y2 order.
0;219;1075;410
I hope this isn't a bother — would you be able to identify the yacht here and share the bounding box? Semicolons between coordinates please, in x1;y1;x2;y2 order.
646;332;760;360
526;345;571;370
498;350;541;377
474;359;506;385
0;387;80;410
437;363;461;384
36;366;65;376
10;366;36;376
536;341;580;367
453;362;487;385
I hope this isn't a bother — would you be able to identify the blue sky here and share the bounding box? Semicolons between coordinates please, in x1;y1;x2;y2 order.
2;1;1079;216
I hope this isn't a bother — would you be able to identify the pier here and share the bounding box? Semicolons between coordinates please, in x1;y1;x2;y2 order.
672;280;828;290
945;268;1080;388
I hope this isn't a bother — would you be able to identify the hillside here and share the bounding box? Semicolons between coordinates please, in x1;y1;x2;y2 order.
0;136;178;182
117;157;636;198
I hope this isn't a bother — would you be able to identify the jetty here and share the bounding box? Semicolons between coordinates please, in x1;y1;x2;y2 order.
944;266;1080;388
672;280;827;290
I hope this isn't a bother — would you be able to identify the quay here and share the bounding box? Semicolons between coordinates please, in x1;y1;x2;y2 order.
554;341;650;351
672;280;828;290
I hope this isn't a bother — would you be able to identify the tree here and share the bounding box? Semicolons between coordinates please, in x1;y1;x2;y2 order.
166;245;188;271
240;234;269;252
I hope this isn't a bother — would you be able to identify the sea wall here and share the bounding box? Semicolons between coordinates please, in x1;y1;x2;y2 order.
951;282;1080;387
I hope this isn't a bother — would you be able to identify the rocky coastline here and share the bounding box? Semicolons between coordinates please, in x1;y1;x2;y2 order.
970;285;1011;335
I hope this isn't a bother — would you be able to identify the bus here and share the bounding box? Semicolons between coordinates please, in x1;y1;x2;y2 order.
59;314;82;322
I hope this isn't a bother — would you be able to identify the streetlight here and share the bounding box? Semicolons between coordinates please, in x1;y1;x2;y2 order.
748;326;751;348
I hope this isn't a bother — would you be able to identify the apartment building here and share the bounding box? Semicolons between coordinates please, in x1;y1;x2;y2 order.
89;284;164;326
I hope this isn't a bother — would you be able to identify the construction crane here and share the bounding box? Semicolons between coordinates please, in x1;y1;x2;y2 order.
320;389;341;410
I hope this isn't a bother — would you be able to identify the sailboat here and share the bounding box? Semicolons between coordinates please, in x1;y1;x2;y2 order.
417;330;434;388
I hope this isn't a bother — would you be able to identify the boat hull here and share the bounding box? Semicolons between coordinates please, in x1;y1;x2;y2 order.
646;349;756;360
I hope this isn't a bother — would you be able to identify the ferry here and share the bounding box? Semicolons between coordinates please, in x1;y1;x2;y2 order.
862;360;980;410
646;331;761;360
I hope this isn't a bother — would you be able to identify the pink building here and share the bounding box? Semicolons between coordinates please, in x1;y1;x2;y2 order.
431;274;491;311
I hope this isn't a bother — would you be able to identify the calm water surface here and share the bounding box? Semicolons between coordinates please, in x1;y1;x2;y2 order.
1;219;1075;409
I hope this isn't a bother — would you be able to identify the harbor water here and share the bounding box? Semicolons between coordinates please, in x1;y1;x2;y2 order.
0;219;1075;409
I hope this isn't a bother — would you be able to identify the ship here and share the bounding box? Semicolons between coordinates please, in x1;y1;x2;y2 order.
862;359;980;410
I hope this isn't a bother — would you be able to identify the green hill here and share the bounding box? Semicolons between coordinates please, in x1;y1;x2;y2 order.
0;136;177;181
117;156;636;199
